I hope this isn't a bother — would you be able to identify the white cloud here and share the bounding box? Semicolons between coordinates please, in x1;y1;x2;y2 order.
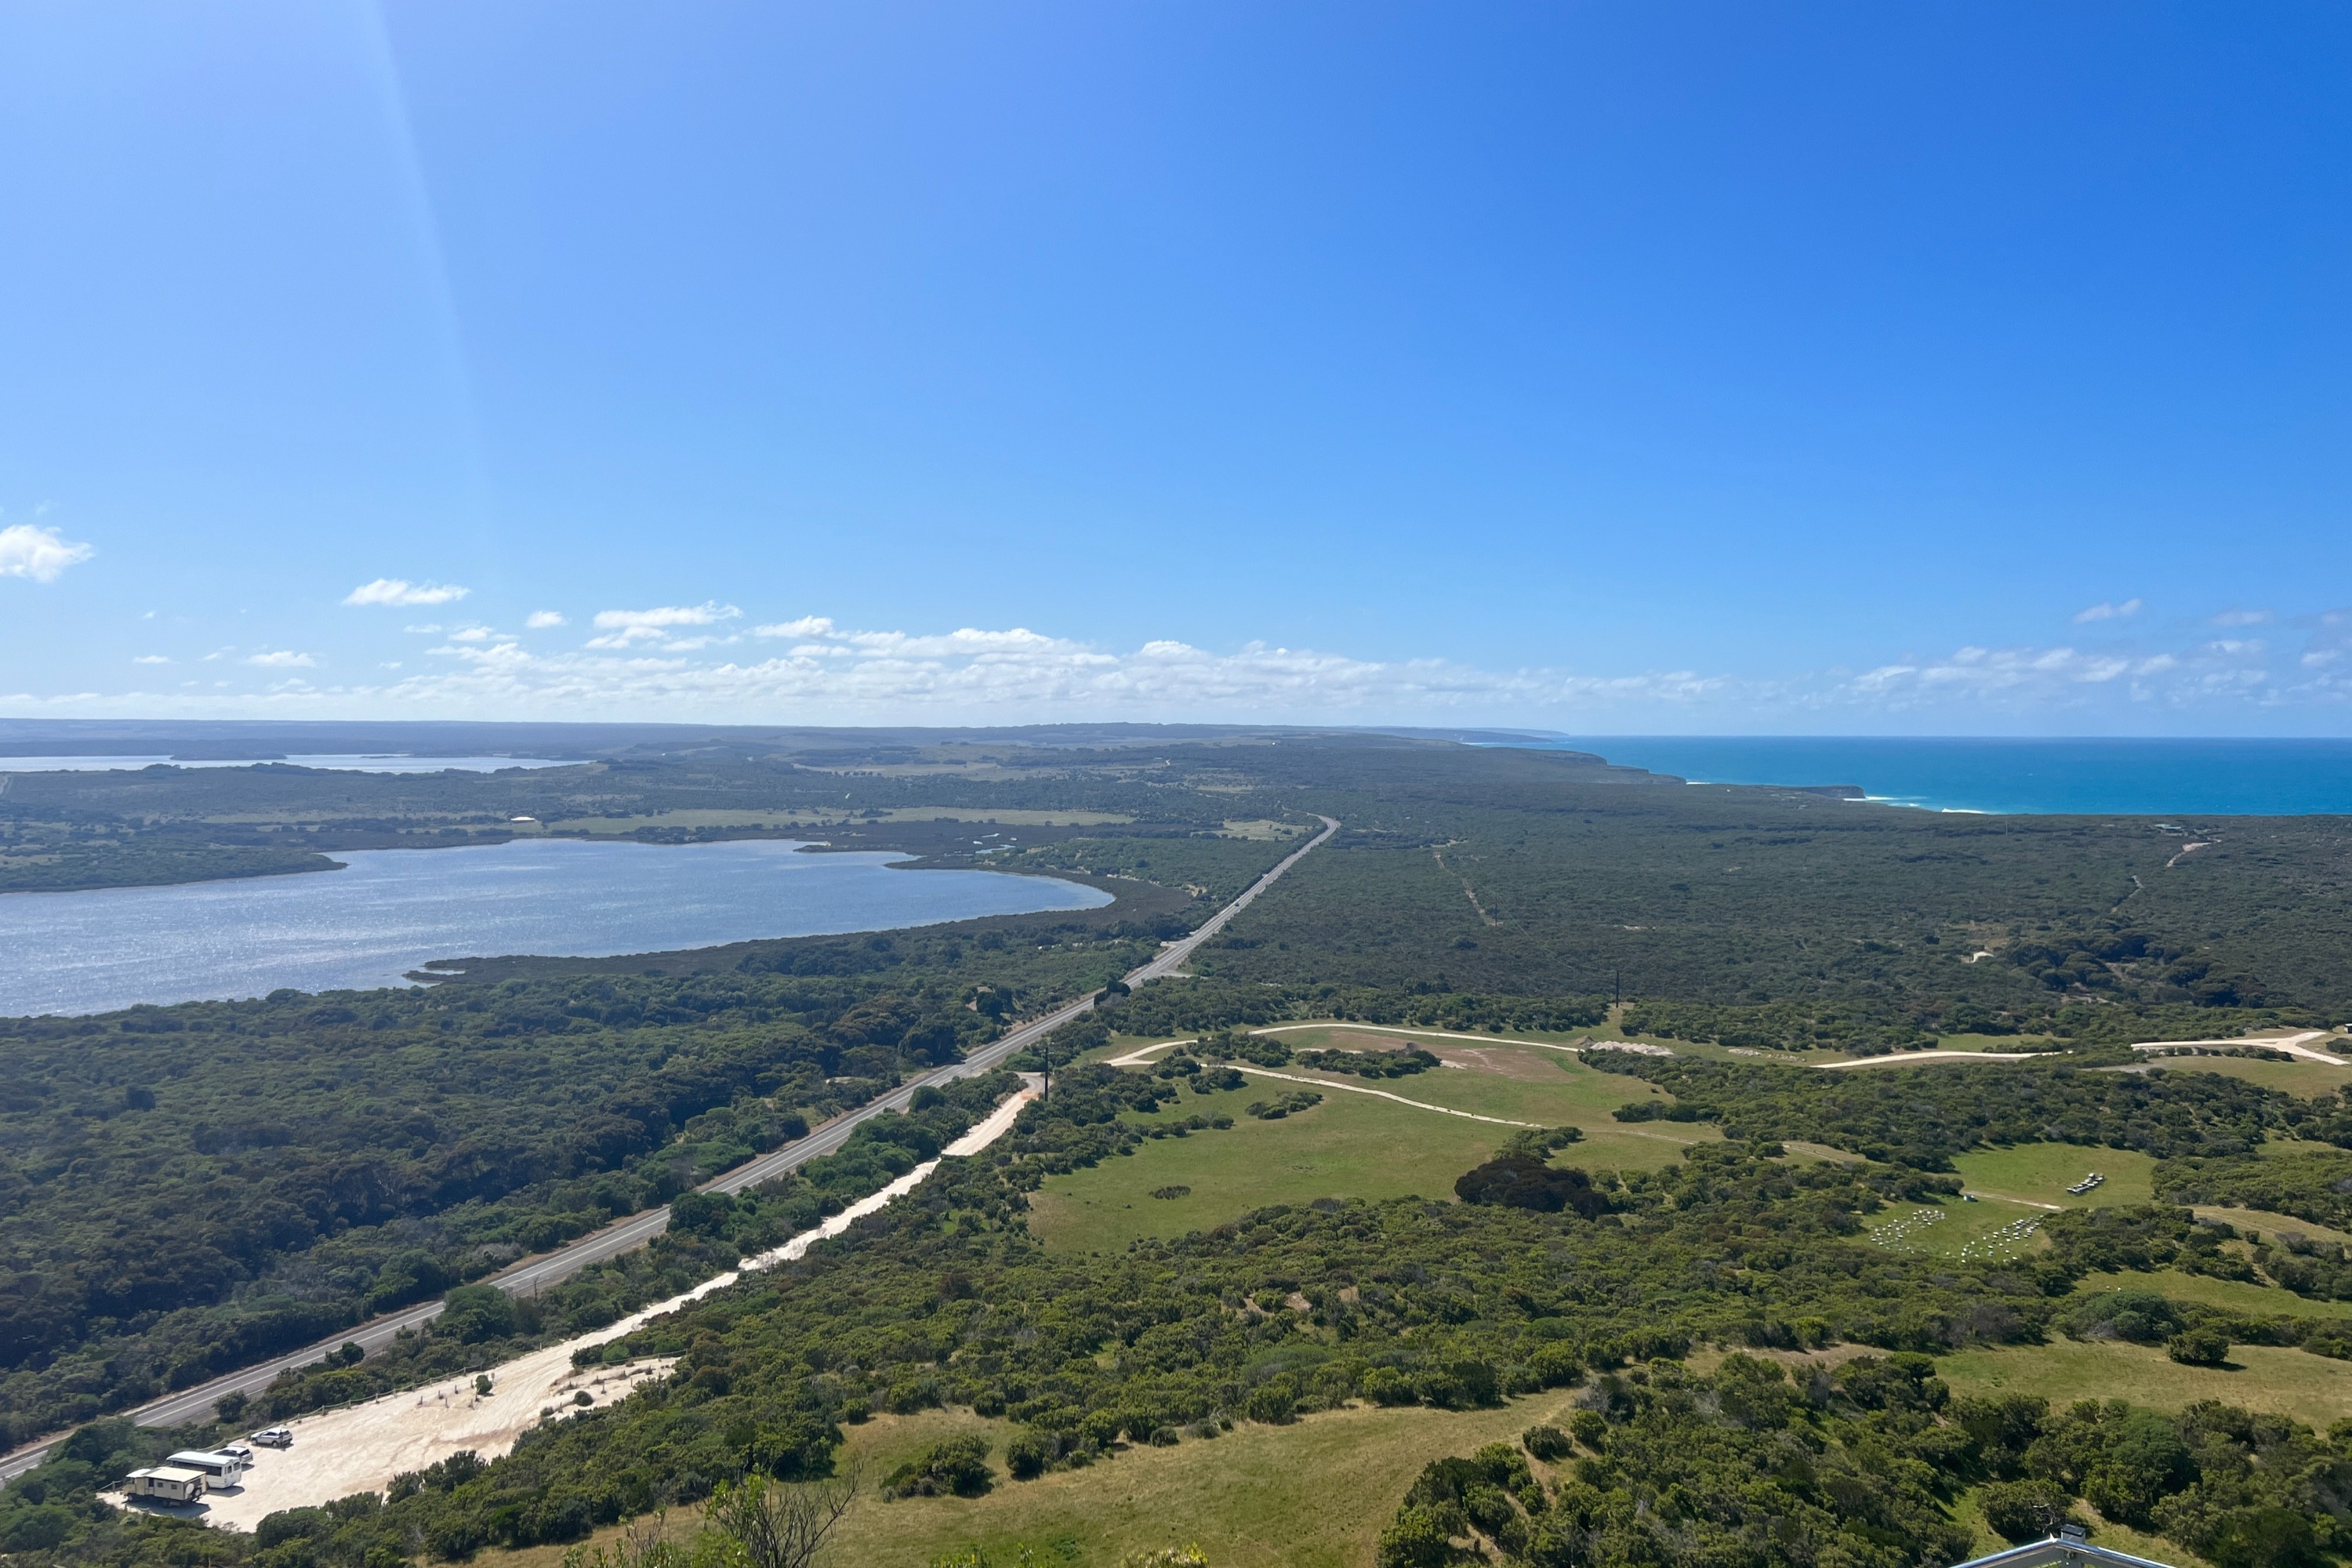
0;523;94;583
403;623;445;635
587;602;742;648
344;578;470;607
2072;597;2141;623
525;610;567;629
132;655;172;666
2212;608;2273;626
24;605;2352;724
754;616;835;638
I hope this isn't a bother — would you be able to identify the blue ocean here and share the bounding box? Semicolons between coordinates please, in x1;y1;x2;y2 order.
1506;737;2352;816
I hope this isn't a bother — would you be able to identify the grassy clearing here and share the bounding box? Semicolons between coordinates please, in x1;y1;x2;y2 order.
1954;1143;2158;1209
2192;1206;2352;1247
1936;1032;2060;1053
1864;1196;2050;1264
1030;1086;1502;1255
1862;1143;2155;1261
483;1398;1576;1568
2065;1267;2352;1322
1777;1140;1866;1165
1029;1054;1706;1256
826;1396;1579;1568
1259;1022;1597;1048
2137;1055;2352;1099
1937;1340;2352;1432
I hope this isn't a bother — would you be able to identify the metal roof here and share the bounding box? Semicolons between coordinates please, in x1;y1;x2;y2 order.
1953;1531;2180;1568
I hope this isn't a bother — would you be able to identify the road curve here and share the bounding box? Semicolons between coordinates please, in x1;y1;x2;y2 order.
0;814;1338;1482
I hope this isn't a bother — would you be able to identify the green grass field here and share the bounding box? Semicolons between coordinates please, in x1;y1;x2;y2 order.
1029;1046;1709;1255
2192;1206;2352;1247
1954;1143;2158;1208
491;1396;1579;1568
1938;1339;2352;1432
1861;1142;2156;1261
2136;1055;2352;1100
2064;1267;2352;1322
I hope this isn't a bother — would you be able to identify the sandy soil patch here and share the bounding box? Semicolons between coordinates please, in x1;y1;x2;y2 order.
1428;1045;1559;1083
2132;1030;2350;1065
173;1086;1038;1531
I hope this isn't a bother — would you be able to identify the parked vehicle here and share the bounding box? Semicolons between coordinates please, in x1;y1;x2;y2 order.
249;1428;293;1449
164;1449;251;1490
124;1466;209;1505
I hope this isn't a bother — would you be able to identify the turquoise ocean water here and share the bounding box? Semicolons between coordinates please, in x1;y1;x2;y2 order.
1505;737;2352;816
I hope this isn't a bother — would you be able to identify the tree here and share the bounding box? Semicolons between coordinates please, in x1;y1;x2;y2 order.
704;1468;863;1568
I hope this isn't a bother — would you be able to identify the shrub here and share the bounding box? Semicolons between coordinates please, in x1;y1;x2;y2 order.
1376;1504;1465;1568
439;1283;518;1344
2168;1327;2230;1367
883;1434;993;1499
1415;1359;1499;1410
1525;1343;1584;1388
1004;1431;1052;1480
2062;1288;2186;1345
1454;1156;1612;1218
1980;1479;2078;1543
2207;1507;2321;1568
1523;1424;1572;1461
1245;1378;1298;1425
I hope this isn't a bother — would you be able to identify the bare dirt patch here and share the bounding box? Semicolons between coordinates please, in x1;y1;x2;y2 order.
1430;1045;1560;1083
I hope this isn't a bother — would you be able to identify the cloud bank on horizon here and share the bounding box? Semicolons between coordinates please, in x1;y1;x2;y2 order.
6;587;2350;729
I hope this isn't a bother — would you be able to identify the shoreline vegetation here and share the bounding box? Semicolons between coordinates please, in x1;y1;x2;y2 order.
3;730;2350;1568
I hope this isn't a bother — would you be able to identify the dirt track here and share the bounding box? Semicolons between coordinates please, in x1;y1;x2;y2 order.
145;1086;1039;1532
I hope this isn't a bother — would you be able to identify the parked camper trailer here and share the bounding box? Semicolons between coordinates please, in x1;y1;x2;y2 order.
125;1467;209;1505
164;1449;250;1490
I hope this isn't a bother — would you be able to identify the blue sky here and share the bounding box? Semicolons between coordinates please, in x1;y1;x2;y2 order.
2;2;2348;731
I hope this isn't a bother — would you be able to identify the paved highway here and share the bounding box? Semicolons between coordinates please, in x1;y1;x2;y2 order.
0;815;1337;1482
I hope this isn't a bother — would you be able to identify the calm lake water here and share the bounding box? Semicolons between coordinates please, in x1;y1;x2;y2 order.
0;839;1109;1017
1515;736;2352;815
0;754;569;773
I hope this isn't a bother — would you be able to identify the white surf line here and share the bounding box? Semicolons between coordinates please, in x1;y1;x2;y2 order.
187;1085;1042;1530
2130;1030;2349;1065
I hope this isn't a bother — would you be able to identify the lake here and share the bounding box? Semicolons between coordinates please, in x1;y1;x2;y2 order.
0;754;570;773
0;838;1109;1017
